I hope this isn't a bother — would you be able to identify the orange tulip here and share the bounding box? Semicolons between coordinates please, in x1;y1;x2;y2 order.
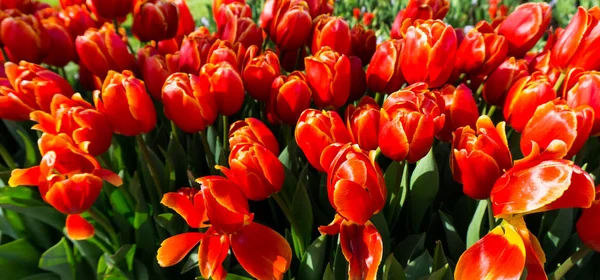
562;68;600;136
212;0;245;23
132;0;179;42
576;189;600;252
503;72;556;132
400;19;457;88
137;46;179;100
162;72;218;133
497;2;551;58
390;0;449;39
75;23;137;79
269;0;312;51
451;116;512;200
350;24;376;66
295;109;351;172
437;84;479;142
86;0;134;19
173;0;195;39
366;39;405;94
379;83;445;163
311;15;351;56
94;70;157;136
305;47;351;109
0;14;50;63
178;27;217;74
348;56;367;102
551;7;600;71
267;71;312;125
198;61;245;116
218;17;263;50
161;187;209;228
345;96;380;151
454;21;508;78
482;57;529;107
58;5;98;39
243;50;280;101
197;176;254;234
229;118;279;155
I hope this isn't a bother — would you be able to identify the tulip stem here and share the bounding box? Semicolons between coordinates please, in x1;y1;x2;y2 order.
550;246;593;280
486;198;495;230
1;47;8;62
272;192;304;254
553;72;566;93
374;92;383;105
486;106;496;118
88;235;113;254
222;115;229;153
88;207;119;251
135;134;164;205
199;130;217;175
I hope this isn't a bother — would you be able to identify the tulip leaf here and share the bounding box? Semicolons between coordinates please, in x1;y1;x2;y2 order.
371;212;391;259
432;241;448;271
405;250;432;280
0;238;42;279
180;252;198;274
333;237;348;280
154;213;184;236
466;199;488;248
428;264;452;280
438;210;466;261
16;129;39;168
39;237;76;280
162;134;189;192
542;208;573;262
20;273;61;280
323;263;334;280
383;254;407;280
0;186;64;230
298;235;327;280
384;161;408;227
224;274;253;280
410;149;439;231
291;177;313;258
71;239;102;273
395;233;426;265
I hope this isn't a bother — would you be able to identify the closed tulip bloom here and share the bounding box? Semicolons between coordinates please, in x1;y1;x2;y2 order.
345;96;380;151
86;0;134;19
379;83;445;163
390;0;450;39
0;14;50;63
503;72;556;132
295;109;351;172
350;24;376;66
576;189;600;252
348;56;367;102
451;116;512;200
305;47;351;109
58;5;98;39
311;15;351;56
229;118;279;155
562;68;600;136
551;7;600;71
455;21;508;78
497;2;551;58
267;71;312;125
94;70;157;136
482;57;529;107
437;84;479;142
178;28;217;74
132;0;179;42
366;39;405;94
42;17;76;67
75;23;137;79
30;93;113;156
400;19;457;88
218;17;263;50
243;50;280;101
305;0;332;18
137;46;179;100
269;0;312;51
206;40;241;71
198;62;244;116
162;73;218;133
214;1;252;33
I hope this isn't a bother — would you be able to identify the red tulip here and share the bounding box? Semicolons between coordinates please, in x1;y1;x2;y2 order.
86;0;134;19
66;213;94;240
379;83;445;163
161;187;209;229
218;17;263;50
576;189;600;252
42;17;76;67
482;57;529;107
0;14;50;63
311;15;351;56
59;0;86;8
94;70;157;136
206;39;245;71
562;68;600;136
295;109;351;172
305;47;351;109
214;1;251;33
551;7;600;71
305;0;333;18
362;12;374;26
348;56;367;102
277;46;308;72
137;46;179;100
454;20;508;78
503;72;556;132
366;39;405;94
400;19;457;88
198;62;245;116
497;2;551;58
58;4;98;39
451;116;512;200
132;0;179;42
178;27;217;74
229;118;279;155
242;50;280;101
162;72;218;133
172;0;195;39
197;176;254;234
345;96;380;151
390;0;449;39
269;0;312;51
350;24;376;66
437;84;479;142
267;71;312;125
213;0;245;23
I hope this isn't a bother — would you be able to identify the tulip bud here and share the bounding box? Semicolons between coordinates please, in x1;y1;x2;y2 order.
563;68;600;136
482;57;529;107
178;28;217;74
58;4;98;38
270;0;312;51
132;0;179;42
348;56;367;102
350;24;376;66
42;17;76;67
451;116;512;200
243;50;281;101
311;15;351;56
94;70;157;136
267;71;312;125
199;62;245;116
455;21;508;78
366;39;405;94
436;84;479;142
86;0;134;19
305;47;351;109
162;73;217;133
0;14;50;63
497;2;551;58
207;40;241;71
345;96;380;151
229;118;279;155
503;72;556;132
390;0;450;39
295;109;351;172
379;83;445;163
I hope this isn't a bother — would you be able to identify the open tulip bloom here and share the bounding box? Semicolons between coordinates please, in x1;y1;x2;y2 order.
2;0;600;279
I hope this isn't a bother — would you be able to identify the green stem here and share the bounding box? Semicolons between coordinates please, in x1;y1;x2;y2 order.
486;105;497;118
199;130;217;174
136;135;163;205
486;198;495;230
550;246;593;280
553;72;567;94
170;121;180;144
0;142;16;170
88;236;113;254
374;92;383;106
1;47;9;62
272;192;303;254
88;208;119;251
222;115;229;153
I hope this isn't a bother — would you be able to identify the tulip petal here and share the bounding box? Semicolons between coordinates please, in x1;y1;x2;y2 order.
66;214;94;240
577;200;600;251
378;111;409;162
199;229;230;280
332;179;374;225
161;192;208;228
455;149;501;200
520;101;577;157
318;214;344;235
157;232;204;267
44;174;104;214
339;220;383;280
8;166;41;187
540;165;595;211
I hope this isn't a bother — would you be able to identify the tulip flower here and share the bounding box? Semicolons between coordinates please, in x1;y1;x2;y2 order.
86;0;134;19
214;1;252;33
345;96;380;151
132;0;179;42
58;5;98;39
178;27;217;74
206;40;242;71
229;118;279;155
269;0;312;51
482;57;529;107
390;0;450;39
162;72;218;133
243;50;280;101
305;47;351;109
218;17;263;50
94;70;157;136
4;61;74;113
350;24;376;66
454;21;508;78
0;86;36;121
59;0;86;8
451;116;512;200
213;0;246;23
311;15;351;56
400;19;457;88
497;2;551;58
137;46;179;100
520;100;594;159
75;23;137;79
30;93;113;156
267;71;312;125
551;7;600;71
562;68;600;136
0;14;49;63
197;176;254;234
305;0;333;18
436;84;479;142
348;56;367;102
576;189;600;252
366;39;405;94
160;187;208;229
379;83;445;163
173;0;195;39
503;72;556;132
295;109;352;172
198;62;245;116
42;17;76;67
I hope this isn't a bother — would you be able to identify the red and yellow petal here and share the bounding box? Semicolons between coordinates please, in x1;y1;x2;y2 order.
44;174;104;214
8;166;41;187
199;229;230;280
66;214;95;240
157;232;204;267
577;200;600;251
161;191;208;228
339;220;383;280
332;179;375;225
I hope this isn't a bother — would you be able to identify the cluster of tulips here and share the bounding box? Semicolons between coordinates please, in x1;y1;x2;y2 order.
1;0;600;279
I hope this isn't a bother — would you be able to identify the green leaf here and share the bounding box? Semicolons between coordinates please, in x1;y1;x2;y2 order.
383;254;407;280
439;211;466;261
428;264;452;280
20;273;61;280
39;238;76;280
291;169;313;258
384;161;408;227
0;238;41;279
405;250;432;280
323;263;334;280
432;241;448;272
180;253;199;274
298;235;327;280
0;186;64;230
395;234;426;265
108;244;137;272
333;237;348;280
155;213;184;236
225;274;253;280
542;208;573;262
371;212;391;259
466;199;488;248
410;149;439;230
